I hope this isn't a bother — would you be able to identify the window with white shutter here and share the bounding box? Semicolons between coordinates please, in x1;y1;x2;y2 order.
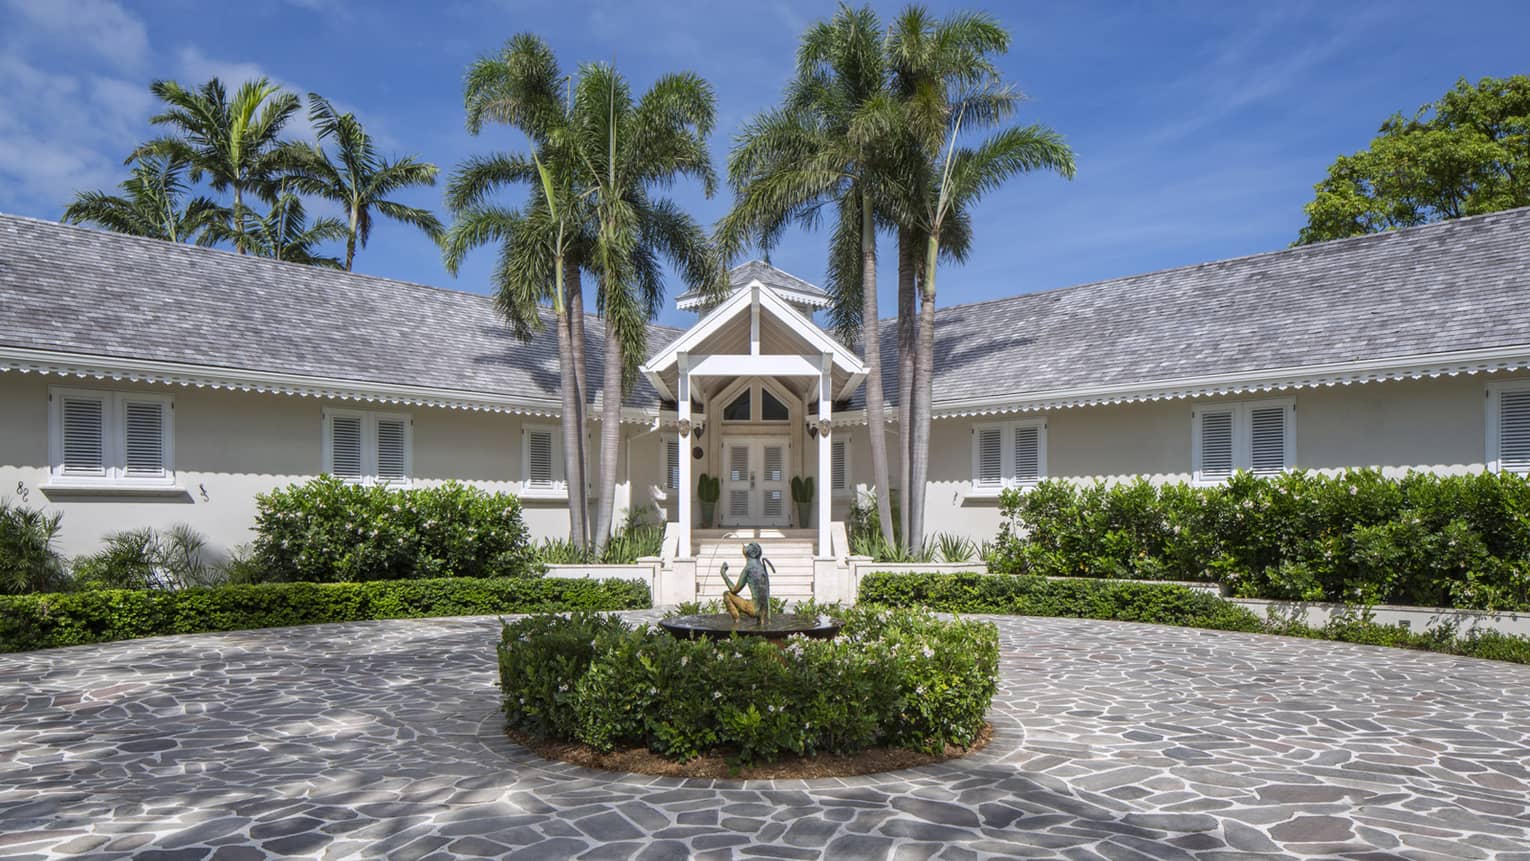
1489;384;1530;473
60;396;106;477
375;418;409;485
830;437;849;494
664;438;680;490
521;424;565;496
1193;399;1293;483
324;409;411;486
49;388;175;487
971;419;1047;494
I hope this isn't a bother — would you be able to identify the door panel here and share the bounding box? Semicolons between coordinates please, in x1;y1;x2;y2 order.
719;437;790;527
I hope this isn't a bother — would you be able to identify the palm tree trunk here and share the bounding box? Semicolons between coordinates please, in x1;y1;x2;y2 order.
233;186;246;255
345;203;358;271
567;264;591;550
592;298;623;554
552;258;587;549
908;231;939;550
896;227;917;548
859;186;895;546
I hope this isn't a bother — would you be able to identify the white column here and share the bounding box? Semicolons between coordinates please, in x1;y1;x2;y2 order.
818;353;832;556
677;353;692;559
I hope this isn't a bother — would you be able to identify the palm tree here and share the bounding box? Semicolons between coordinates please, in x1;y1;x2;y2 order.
63;154;223;243
219;184;347;268
291;95;443;271
572;62;724;553
719;4;900;546
888;8;1076;548
132;77;303;253
444;34;594;550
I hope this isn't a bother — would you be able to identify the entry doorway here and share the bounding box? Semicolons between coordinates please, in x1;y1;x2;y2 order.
720;436;791;527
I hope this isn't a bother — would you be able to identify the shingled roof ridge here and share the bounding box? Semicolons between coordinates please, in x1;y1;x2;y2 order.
920;204;1530;320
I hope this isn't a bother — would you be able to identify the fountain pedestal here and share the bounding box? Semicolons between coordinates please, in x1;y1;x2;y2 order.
659;613;842;642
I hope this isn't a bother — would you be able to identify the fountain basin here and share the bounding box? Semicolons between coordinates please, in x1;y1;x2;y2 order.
659;613;842;642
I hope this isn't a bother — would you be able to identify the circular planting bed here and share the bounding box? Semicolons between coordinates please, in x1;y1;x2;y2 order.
496;608;998;777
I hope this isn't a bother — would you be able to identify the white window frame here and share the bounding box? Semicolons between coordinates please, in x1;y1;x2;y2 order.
830;435;852;497
47;387;176;489
322;408;413;487
968;417;1048;498
520;423;566;499
1487;381;1530;473
1191;397;1295;485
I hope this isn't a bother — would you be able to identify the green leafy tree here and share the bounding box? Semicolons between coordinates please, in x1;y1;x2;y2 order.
291;95;443;270
444;33;595;549
132;77;305;254
720;4;901;545
1297;75;1530;244
62;154;224;243
887;7;1075;549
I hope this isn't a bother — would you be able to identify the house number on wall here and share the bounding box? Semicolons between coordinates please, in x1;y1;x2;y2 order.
16;482;28;502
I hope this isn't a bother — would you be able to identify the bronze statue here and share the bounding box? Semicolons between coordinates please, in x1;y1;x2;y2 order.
720;542;774;624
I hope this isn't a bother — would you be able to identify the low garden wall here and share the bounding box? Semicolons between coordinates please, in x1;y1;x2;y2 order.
544;562;660;599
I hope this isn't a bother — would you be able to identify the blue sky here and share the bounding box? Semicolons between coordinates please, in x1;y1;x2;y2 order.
2;0;1527;328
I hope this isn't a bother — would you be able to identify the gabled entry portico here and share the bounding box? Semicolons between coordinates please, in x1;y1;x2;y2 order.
642;278;867;559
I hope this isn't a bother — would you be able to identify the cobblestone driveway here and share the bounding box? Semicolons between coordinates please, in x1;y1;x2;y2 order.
3;612;1529;860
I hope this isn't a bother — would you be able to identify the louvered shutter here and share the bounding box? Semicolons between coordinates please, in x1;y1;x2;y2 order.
376;418;408;484
831;438;847;491
329;415;363;481
763;445;783;482
1248;406;1288;476
61;397;106;476
1198;410;1235;481
122;400;166;479
527;429;555;488
665;439;680;490
729;445;748;482
975;427;1003;489
1500;389;1530;472
1013;425;1041;484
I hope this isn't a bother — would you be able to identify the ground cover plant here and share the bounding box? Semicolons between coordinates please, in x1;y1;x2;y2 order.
993;470;1530;610
497;607;998;766
862;571;1530;665
252;477;537;582
0;576;649;652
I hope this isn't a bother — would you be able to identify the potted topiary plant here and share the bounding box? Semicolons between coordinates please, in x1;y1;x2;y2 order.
697;473;719;528
791;475;814;529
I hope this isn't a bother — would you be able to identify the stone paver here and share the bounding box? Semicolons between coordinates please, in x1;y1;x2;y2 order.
3;612;1529;859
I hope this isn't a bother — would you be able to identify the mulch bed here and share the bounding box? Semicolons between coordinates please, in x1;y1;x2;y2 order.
508;723;991;780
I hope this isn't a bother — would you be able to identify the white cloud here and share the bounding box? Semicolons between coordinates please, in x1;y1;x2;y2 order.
1;0;149;69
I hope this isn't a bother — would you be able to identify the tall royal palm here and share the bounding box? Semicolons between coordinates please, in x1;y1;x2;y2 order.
133;77;303;254
889;8;1076;548
573;63;724;553
720;5;899;545
293;95;443;271
63;154;223;244
444;33;595;549
225;183;347;268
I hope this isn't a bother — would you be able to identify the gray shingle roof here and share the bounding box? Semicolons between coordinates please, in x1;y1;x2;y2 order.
860;206;1530;409
675;259;830;309
0;214;680;409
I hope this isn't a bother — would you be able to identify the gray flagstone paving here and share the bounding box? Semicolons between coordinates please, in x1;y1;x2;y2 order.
2;612;1529;859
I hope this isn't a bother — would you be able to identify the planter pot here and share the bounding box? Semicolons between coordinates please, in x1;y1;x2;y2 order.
699;500;716;529
795;501;813;528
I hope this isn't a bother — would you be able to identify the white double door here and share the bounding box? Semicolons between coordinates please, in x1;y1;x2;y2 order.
720;436;791;527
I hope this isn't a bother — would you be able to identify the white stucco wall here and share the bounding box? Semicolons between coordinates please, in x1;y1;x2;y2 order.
0;373;639;558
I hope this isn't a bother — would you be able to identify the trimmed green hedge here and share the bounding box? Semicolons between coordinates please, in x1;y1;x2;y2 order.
861;571;1263;631
498;608;998;764
0;576;650;652
994;470;1530;610
252;477;538;582
860;572;1530;665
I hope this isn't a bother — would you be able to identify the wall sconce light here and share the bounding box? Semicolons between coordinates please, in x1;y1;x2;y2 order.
677;418;691;437
694;421;705;440
806;420;817;439
808;419;832;439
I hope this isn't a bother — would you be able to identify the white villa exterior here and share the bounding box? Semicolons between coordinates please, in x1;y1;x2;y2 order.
3;209;1530;602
